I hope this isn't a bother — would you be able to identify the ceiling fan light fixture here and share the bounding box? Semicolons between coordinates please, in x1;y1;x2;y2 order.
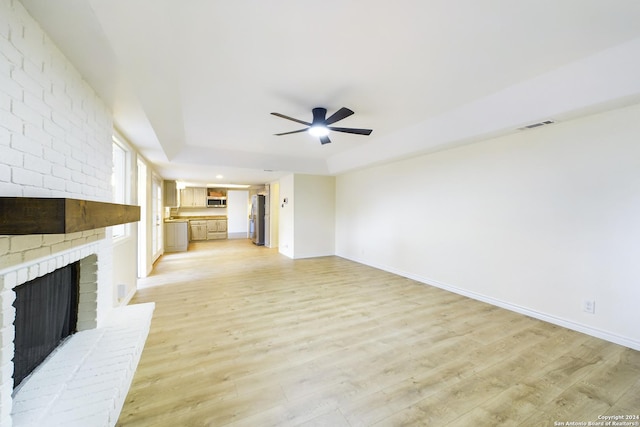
308;125;329;137
272;107;372;145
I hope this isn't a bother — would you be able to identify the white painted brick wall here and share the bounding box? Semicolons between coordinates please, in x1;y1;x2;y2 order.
0;0;114;282
0;0;129;425
0;1;112;202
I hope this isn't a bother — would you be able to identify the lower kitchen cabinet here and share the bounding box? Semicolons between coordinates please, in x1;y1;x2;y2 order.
206;219;227;240
164;221;188;252
190;220;208;241
188;218;228;241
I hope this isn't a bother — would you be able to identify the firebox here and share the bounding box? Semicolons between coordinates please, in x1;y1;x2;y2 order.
12;262;80;388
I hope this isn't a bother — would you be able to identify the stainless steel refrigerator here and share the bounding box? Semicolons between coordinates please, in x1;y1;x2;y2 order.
250;194;265;245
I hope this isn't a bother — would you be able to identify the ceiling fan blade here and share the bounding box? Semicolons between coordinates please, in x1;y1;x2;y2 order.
271;112;311;127
325;107;354;125
274;128;308;136
320;136;331;145
328;126;373;136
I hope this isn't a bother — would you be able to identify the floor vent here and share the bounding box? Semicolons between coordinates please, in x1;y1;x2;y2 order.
519;119;556;130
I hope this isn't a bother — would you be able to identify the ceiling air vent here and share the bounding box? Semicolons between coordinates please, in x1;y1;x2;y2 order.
519;119;556;130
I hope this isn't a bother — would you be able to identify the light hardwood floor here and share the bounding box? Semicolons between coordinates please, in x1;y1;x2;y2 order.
117;239;640;426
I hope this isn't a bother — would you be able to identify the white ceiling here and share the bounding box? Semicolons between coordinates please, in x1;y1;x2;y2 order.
20;0;640;186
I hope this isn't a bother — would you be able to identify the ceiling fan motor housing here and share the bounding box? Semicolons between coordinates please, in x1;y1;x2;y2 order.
312;107;328;125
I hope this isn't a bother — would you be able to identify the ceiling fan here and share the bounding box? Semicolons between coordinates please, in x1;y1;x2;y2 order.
271;107;372;145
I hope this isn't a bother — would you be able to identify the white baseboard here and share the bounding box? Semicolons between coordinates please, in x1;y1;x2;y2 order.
118;286;137;307
339;254;640;351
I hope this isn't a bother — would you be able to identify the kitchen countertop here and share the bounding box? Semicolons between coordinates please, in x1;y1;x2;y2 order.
164;215;227;223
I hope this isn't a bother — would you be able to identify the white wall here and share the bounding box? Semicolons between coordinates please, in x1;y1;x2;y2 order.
112;133;141;304
227;190;249;238
294;174;335;258
278;174;294;258
278;174;335;259
268;180;280;248
112;233;137;298
336;103;640;350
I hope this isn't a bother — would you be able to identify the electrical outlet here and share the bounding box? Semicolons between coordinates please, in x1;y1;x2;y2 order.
583;299;595;314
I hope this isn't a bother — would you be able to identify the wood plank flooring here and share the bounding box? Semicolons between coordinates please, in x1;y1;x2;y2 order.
117;239;640;426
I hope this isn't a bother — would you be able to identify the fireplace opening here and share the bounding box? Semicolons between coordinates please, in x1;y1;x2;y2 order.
12;261;80;389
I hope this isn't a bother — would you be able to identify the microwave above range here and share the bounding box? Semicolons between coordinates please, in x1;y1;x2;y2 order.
207;197;227;208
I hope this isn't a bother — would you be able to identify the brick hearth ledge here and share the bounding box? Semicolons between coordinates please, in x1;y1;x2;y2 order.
11;303;154;427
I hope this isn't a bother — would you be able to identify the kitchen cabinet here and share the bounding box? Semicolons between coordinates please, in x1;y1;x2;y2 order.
206;219;227;240
193;187;207;205
163;180;178;207
164;221;188;251
180;187;207;207
189;220;208;241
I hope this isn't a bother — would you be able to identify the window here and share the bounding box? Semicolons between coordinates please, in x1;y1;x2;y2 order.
112;138;129;238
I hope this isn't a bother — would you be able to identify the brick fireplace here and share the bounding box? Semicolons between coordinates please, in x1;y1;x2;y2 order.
0;237;100;422
0;235;153;427
1;0;154;424
0;200;147;427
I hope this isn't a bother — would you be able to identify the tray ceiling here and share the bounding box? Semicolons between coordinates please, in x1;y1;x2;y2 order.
20;0;640;185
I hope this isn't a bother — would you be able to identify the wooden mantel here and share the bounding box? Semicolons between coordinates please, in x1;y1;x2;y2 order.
0;197;140;235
